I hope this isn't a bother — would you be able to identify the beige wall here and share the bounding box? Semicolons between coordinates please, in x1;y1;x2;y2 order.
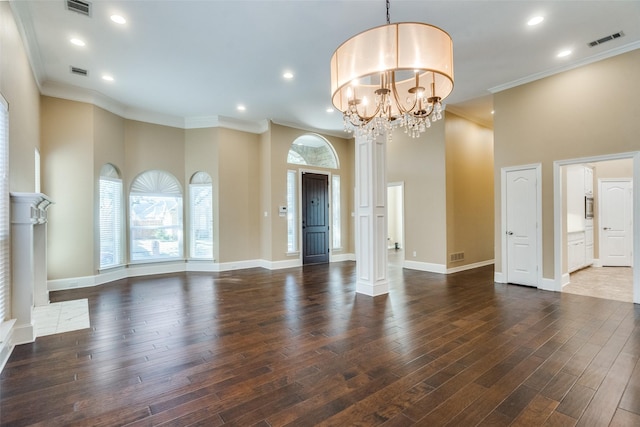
445;113;494;268
217;128;260;262
41;97;95;280
494;48;640;279
0;2;40;193
259;126;272;261
388;120;447;265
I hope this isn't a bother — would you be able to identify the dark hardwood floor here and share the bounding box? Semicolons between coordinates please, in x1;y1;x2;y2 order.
1;262;639;426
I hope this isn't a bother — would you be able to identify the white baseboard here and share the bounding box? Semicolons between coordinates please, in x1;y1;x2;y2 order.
446;259;494;274
259;259;301;270
10;322;35;346
48;256;357;292
403;260;447;274
494;271;505;283
331;252;356;262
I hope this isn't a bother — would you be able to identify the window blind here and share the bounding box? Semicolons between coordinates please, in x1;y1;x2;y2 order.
0;95;9;322
190;184;213;259
99;177;123;269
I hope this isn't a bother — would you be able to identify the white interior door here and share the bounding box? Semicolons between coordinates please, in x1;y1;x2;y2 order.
599;180;633;266
506;168;538;286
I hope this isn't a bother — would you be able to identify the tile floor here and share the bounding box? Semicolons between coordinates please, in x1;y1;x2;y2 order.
32;299;91;337
564;266;633;303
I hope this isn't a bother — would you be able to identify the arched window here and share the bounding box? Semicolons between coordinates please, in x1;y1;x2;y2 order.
99;164;124;269
189;171;213;259
129;170;183;262
287;134;339;169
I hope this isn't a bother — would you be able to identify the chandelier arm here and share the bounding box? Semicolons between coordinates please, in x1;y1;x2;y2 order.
346;102;382;126
390;71;415;115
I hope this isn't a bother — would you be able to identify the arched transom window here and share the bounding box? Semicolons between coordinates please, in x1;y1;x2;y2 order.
287;134;339;169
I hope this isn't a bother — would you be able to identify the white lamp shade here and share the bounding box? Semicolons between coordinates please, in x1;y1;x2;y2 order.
331;22;454;116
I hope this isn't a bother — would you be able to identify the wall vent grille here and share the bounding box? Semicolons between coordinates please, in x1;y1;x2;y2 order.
588;31;624;47
66;0;91;17
70;66;88;76
450;252;465;262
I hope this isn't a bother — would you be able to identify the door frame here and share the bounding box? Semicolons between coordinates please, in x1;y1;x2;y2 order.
598;178;633;267
553;151;640;304
298;168;332;264
500;163;543;288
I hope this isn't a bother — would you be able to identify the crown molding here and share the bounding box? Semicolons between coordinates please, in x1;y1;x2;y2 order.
40;81;271;132
489;41;640;94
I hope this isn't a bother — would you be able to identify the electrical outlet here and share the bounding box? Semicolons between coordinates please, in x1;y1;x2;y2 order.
412;251;417;257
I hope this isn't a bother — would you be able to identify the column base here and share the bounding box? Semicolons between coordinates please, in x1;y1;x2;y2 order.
11;322;35;345
356;279;389;296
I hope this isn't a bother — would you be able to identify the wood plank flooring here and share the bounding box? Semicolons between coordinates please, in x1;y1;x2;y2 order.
1;262;639;426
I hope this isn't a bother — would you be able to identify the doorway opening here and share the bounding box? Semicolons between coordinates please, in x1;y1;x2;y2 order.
387;182;404;267
555;153;639;304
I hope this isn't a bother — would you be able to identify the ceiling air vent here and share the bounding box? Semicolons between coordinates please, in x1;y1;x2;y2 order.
70;66;88;77
66;0;91;17
588;31;624;47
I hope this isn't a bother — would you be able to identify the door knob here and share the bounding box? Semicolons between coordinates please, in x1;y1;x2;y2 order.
506;231;514;235
603;227;611;230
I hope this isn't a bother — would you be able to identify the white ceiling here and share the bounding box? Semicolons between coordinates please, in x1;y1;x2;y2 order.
10;1;640;134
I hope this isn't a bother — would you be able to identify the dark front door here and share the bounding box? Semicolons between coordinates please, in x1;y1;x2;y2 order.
302;172;329;265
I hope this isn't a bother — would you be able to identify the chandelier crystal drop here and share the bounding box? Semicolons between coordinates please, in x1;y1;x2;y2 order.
330;0;454;140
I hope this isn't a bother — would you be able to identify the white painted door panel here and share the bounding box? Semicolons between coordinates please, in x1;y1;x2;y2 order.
506;169;538;286
600;180;633;266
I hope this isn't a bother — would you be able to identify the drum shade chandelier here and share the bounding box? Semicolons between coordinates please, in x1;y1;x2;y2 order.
330;0;454;139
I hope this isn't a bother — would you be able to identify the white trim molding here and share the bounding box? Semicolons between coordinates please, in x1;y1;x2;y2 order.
446;259;494;274
403;260;447;274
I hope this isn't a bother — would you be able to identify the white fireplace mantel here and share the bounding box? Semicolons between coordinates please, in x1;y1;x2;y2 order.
10;192;53;345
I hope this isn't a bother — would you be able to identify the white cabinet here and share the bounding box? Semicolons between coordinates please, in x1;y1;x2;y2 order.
585;220;594;265
568;231;586;272
585;167;594;195
566;165;595;273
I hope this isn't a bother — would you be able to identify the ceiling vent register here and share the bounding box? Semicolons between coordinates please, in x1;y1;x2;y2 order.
66;0;91;17
70;66;88;77
588;31;624;47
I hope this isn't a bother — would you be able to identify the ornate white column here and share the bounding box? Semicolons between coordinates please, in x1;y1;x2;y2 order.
354;134;389;296
10;192;53;344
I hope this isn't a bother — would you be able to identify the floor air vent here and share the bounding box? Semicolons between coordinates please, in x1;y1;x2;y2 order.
66;0;91;17
588;31;624;47
450;252;465;263
70;66;88;77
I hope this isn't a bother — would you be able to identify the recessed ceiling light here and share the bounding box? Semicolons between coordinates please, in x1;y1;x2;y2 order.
283;71;294;80
102;75;114;82
326;108;334;113
557;49;572;58
110;14;126;24
527;16;544;26
237;105;246;111
70;38;86;47
491;110;495;115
